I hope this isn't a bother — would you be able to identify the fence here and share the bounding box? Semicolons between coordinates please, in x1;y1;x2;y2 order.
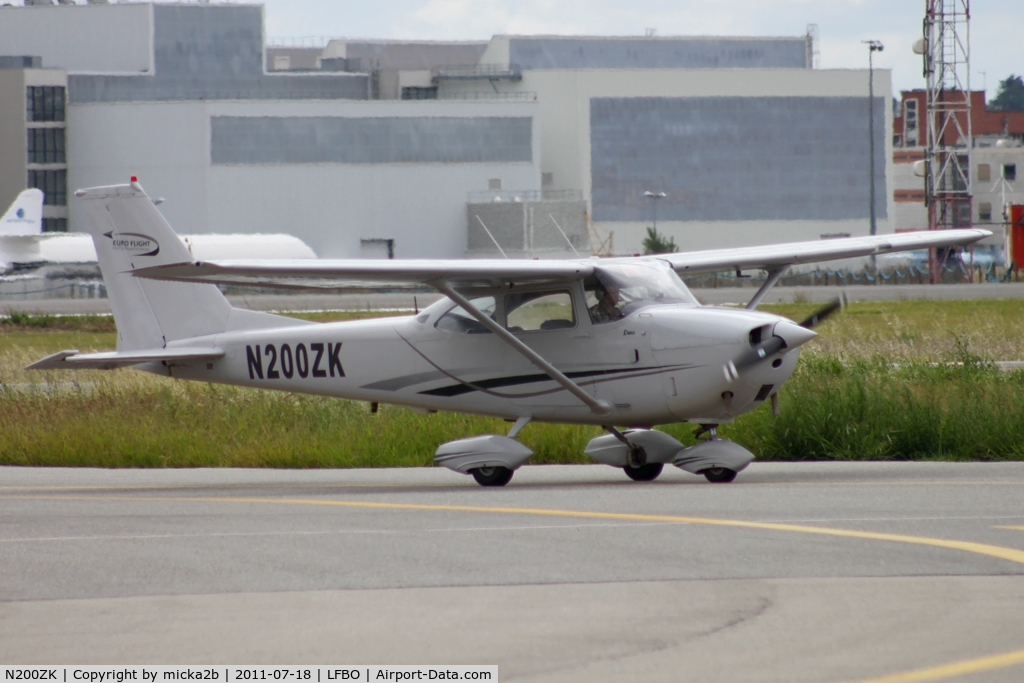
467;189;583;203
683;261;1021;289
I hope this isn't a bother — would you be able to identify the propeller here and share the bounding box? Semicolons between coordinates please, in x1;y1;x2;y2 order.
726;295;846;379
797;293;847;329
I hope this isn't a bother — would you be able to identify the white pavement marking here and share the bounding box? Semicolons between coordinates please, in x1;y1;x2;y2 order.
0;521;689;544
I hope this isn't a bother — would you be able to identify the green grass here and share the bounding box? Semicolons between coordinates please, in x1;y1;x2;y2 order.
759;298;1024;361
720;356;1024;461
3;300;1024;467
0;368;604;467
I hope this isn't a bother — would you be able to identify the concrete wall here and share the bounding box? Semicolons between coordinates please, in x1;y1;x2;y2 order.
332;41;487;70
967;147;1024;251
972;147;1024;227
507;36;809;70
0;3;152;74
443;67;895;253
0;68;68;221
0;69;27;213
0;3;368;102
68;99;540;259
891;146;1020;248
71;5;367;103
265;47;323;72
892;159;926;232
69;101;212;236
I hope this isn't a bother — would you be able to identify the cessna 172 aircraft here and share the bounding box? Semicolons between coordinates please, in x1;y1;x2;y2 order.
29;180;990;486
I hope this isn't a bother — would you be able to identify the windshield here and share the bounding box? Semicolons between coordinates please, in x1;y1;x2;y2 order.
585;262;697;322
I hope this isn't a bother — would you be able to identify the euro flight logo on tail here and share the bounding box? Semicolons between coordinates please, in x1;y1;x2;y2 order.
103;231;160;257
2;206;37;226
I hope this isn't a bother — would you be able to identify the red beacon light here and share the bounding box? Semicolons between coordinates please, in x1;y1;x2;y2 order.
131;176;138;182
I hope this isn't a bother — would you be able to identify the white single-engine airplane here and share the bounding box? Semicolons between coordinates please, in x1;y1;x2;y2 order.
29;180;990;486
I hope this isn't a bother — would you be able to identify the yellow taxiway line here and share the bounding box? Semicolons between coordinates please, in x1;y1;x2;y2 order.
4;479;1024;492
846;647;1024;683
8;493;1024;566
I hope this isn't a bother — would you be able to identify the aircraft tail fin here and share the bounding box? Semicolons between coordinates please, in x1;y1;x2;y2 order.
75;180;235;351
0;189;43;236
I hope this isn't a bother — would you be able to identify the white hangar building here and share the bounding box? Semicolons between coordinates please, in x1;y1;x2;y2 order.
0;2;892;260
436;35;894;254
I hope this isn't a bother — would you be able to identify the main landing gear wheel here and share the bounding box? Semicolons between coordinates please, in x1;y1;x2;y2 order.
471;466;514;487
703;467;737;483
624;462;664;482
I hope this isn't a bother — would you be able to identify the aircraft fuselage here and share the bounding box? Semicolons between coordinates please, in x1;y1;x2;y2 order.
160;299;800;427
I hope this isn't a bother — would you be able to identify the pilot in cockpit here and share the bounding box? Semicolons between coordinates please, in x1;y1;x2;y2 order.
588;281;624;324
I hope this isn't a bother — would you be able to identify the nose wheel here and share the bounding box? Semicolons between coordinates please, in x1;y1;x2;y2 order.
470;466;514;487
703;467;738;483
624;462;664;481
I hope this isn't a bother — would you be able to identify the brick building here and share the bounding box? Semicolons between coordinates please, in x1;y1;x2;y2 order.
893;90;1024;250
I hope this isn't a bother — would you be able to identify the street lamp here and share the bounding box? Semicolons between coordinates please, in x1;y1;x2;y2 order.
863;40;884;241
643;190;666;232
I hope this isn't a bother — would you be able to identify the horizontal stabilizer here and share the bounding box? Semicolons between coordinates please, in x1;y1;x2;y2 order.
27;347;224;371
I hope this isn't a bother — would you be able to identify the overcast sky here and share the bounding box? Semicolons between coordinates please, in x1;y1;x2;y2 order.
261;0;1023;100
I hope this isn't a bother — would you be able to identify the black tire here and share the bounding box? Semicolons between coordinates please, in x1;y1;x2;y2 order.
624;462;664;482
703;467;737;483
471;466;514;487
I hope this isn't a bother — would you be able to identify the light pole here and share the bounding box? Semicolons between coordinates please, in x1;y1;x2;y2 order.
863;40;884;241
644;190;666;232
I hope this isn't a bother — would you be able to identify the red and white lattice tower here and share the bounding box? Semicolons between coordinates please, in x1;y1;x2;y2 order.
924;0;971;282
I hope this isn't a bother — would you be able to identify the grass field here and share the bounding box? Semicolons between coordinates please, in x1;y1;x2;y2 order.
2;298;1024;467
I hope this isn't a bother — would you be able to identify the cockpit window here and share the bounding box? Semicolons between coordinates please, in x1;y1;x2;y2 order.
435;296;496;334
505;290;575;332
584;262;697;323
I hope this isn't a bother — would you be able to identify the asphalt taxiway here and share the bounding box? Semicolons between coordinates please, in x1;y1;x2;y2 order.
2;462;1024;682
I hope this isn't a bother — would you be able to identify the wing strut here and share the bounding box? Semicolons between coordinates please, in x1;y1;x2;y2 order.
437;283;613;416
745;266;790;310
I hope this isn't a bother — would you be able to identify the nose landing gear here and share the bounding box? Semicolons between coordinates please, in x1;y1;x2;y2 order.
470;466;515;487
702;466;738;483
673;426;752;483
624;462;664;481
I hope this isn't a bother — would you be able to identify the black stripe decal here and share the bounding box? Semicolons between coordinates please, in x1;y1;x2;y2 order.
421;367;667;397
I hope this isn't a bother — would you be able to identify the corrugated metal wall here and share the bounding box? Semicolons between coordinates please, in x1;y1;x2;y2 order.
211;116;533;164
70;5;367;103
590;96;888;222
509;38;808;70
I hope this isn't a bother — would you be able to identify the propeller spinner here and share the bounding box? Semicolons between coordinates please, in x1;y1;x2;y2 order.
727;295;845;378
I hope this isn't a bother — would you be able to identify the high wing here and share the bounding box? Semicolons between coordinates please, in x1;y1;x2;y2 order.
661;229;991;275
130;229;991;290
130;259;594;290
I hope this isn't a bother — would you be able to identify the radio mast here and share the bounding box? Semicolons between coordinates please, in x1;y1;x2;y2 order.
923;0;971;283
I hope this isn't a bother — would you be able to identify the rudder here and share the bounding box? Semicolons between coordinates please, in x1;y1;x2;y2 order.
76;180;232;350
